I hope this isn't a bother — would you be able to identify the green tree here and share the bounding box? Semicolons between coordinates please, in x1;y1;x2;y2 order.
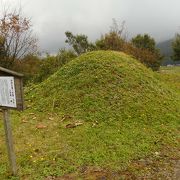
131;34;163;70
35;49;77;83
56;48;77;66
96;20;126;51
122;42;162;71
65;31;95;55
172;33;180;61
131;34;156;52
14;54;41;84
96;32;124;51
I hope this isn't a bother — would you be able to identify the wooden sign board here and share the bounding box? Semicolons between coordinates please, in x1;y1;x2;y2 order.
0;67;24;111
0;66;24;175
0;77;17;108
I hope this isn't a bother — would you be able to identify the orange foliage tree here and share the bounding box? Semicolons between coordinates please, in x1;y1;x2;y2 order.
95;20;162;70
122;42;162;71
0;8;38;68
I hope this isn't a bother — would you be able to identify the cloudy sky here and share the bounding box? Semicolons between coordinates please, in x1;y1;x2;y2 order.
2;0;180;53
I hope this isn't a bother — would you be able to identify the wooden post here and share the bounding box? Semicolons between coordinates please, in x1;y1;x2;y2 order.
2;109;17;175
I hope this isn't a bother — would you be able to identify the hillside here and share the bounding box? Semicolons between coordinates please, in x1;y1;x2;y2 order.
157;39;174;65
27;51;180;117
157;39;180;65
0;51;179;179
157;39;173;57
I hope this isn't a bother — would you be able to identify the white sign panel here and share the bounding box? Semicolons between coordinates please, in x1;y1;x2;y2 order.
0;77;17;108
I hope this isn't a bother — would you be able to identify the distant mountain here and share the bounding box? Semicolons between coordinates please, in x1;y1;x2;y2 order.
157;39;173;57
156;39;175;65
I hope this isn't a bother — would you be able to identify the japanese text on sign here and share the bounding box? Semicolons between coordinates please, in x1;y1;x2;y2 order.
0;77;17;108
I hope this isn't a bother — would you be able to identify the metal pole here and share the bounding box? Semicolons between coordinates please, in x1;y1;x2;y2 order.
2;109;17;175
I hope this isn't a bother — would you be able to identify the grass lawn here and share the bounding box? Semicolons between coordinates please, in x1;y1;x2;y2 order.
160;66;180;91
0;51;179;179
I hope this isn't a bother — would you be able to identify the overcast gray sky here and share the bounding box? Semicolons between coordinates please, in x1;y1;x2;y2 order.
2;0;180;53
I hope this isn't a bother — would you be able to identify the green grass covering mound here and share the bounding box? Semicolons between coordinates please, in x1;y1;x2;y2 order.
0;51;179;179
28;51;179;122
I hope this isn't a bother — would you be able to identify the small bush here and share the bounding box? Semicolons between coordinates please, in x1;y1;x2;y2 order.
122;42;162;71
35;49;77;83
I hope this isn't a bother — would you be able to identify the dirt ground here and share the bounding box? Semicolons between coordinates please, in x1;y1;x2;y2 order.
44;145;180;180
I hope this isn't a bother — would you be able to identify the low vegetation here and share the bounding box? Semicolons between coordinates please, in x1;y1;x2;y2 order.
0;51;179;179
160;66;180;91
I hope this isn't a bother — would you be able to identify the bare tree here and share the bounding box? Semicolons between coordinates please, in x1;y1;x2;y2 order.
110;18;129;41
0;5;38;68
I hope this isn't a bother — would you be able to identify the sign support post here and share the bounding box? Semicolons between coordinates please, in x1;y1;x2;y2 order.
0;67;24;176
2;109;17;175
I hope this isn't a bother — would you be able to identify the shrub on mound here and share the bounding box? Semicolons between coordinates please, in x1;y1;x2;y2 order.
27;51;180;123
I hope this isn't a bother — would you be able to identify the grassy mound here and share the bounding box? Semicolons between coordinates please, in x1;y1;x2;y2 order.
0;51;179;179
28;51;179;122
